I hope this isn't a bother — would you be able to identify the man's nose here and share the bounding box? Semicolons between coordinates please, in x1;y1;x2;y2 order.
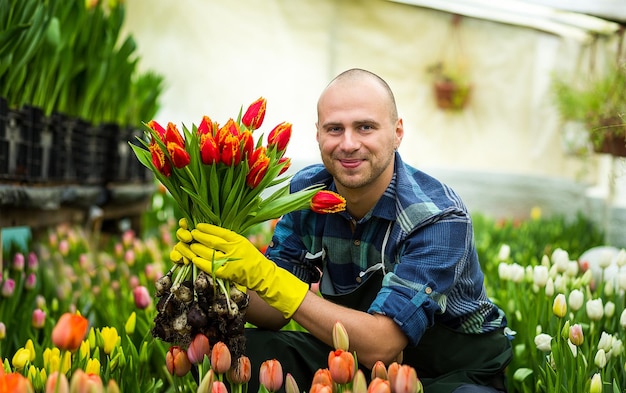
339;129;360;151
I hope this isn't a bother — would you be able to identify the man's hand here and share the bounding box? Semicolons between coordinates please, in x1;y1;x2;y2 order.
174;222;308;319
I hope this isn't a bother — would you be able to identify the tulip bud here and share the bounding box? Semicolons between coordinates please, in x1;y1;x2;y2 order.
586;298;604;321
310;190;347;214
210;342;231;375
69;369;104;393
46;371;69;393
259;359;283;392
187;334;211;365
371;360;387;380
590;373;603;393
32;309;46;329
166;346;192;377
99;326;119;355
285;373;300;393
107;379;121;393
12;253;25;271
133;286;152;309
0;372;33;393
353;369;368;393
310;383;333;393
569;324;584;346
268;122;292;153
85;358;101;375
394;365;423;393
368;377;391;393
328;349;355;385
12;348;31;370
332;321;350;351
534;333;552;352
24;273;37;290
552;293;567;318
242;97;267;131
1;279;15;297
52;313;89;352
198;369;216;393
594;349;607;368
226;355;251;385
0;322;6;340
125;312;137;335
568;289;584;311
311;368;333;388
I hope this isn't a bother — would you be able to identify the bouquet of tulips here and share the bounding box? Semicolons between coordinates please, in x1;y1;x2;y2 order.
130;98;329;361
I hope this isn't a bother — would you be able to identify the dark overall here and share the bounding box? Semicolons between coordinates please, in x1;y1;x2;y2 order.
244;271;512;393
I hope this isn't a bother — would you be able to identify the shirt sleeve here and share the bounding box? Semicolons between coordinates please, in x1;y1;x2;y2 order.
368;212;474;345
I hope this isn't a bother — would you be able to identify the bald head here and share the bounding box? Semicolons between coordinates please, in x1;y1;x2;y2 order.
318;69;399;123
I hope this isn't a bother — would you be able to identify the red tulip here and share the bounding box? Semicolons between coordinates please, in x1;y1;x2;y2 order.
149;141;171;176
210;341;232;375
368;377;391;393
242;97;267;130
246;148;270;188
328;349;355;384
0;372;33;393
278;157;291;175
310;190;347;214
165;122;191;168
51;313;89;352
166;346;192;377
220;133;241;166
200;130;220;165
187;334;211;365
268;122;292;152
226;355;251;385
147;120;167;138
198;115;215;135
239;130;254;160
259;359;283;392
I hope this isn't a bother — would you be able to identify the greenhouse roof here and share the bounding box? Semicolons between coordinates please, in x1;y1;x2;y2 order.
389;0;623;42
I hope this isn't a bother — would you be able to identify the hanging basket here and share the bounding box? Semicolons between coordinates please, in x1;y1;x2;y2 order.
433;79;472;111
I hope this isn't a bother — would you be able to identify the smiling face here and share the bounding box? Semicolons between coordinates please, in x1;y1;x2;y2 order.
316;71;403;207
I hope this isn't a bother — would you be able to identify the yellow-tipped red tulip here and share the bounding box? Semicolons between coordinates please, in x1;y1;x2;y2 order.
242;97;267;130
165;123;191;168
198;115;215;135
240;130;254;159
246;148;270;188
220;133;241;166
268;122;292;153
311;190;347;214
51;313;89;352
278;156;291;175
200;131;220;165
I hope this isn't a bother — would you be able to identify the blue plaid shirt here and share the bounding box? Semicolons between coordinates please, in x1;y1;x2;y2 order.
266;152;507;346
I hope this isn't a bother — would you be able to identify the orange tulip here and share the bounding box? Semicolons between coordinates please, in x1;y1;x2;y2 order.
387;362;400;393
210;341;232;375
259;359;283;392
0;372;33;393
226;355;251;385
310;383;333;393
166;346;192;377
311;368;333;388
69;370;104;393
368;377;391;393
393;365;422;393
242;97;267;130
328;349;355;384
310;190;347;214
46;371;69;393
51;313;89;352
268;122;292;153
187;333;211;365
212;381;229;393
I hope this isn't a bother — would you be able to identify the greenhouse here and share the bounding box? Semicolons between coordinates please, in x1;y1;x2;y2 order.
1;1;626;392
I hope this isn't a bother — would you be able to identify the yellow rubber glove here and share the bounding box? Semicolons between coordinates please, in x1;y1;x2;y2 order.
187;223;308;319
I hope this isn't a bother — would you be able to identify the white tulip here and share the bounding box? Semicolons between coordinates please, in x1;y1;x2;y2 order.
498;244;511;261
616;249;626;267
533;265;549;287
586;298;604;321
594;349;607;368
545;278;554;297
534;333;553;352
568;289;584;311
604;301;615;318
620;309;626;329
551;248;569;272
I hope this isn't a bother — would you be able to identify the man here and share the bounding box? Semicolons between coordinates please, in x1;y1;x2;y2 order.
183;68;512;392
